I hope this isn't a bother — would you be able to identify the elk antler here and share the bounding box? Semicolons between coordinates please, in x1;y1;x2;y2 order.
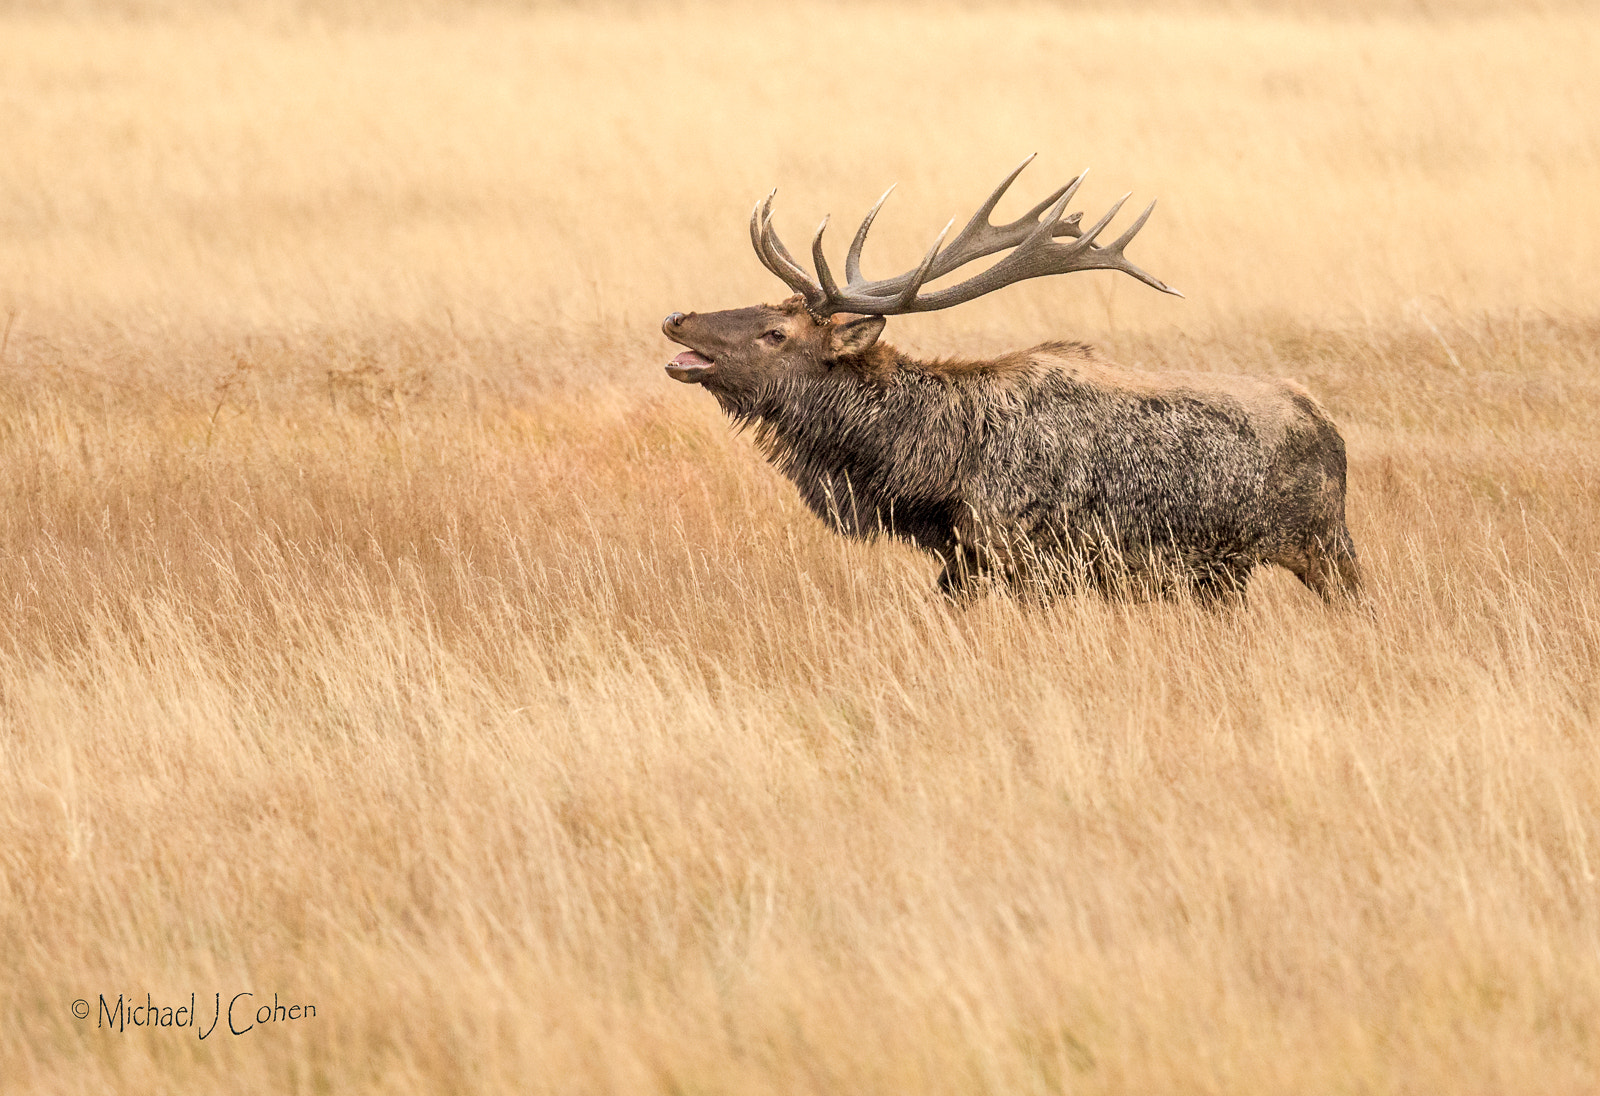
749;154;1182;318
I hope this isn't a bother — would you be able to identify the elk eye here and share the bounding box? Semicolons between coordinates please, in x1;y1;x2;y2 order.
760;330;786;345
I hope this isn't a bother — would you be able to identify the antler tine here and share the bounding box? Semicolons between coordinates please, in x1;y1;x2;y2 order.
1065;192;1131;253
1033;172;1088;233
750;193;797;286
1012;175;1080;230
811;217;842;302
1014;183;1081;256
1117;260;1184;297
749;192;779;277
973;174;1088;241
1020;182;1089;241
761;210;808;278
1051;195;1182;296
950;154;1037;242
1053;212;1085;239
1099;199;1184;296
1102;198;1157;257
845;186;895;286
750;191;825;307
914;155;1042;279
895;219;955;310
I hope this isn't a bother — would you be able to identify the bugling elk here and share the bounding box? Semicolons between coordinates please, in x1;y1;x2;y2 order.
662;156;1361;605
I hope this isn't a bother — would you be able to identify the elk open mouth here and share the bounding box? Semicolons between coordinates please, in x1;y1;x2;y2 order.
665;350;715;384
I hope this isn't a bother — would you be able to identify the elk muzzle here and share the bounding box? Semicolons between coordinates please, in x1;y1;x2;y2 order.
662;312;716;383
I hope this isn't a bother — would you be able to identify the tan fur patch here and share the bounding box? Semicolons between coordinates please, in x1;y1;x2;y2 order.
848;343;900;380
908;340;1088;383
907;340;1326;447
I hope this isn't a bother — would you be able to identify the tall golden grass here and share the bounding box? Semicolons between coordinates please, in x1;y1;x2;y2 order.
3;3;1598;1093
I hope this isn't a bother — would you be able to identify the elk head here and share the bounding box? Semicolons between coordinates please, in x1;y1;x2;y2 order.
662;154;1182;402
662;301;886;407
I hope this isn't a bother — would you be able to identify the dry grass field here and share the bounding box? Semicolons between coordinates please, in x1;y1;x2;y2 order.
3;2;1599;1093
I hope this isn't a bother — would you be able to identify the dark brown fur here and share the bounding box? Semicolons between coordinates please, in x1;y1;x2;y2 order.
663;298;1360;605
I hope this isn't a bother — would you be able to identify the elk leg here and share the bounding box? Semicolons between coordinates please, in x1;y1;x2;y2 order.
1281;533;1364;604
935;545;988;603
1191;564;1251;609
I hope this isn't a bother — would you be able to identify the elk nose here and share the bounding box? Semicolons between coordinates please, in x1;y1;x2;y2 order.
663;312;687;333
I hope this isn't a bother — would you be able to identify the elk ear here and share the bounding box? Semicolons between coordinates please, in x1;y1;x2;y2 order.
824;315;886;362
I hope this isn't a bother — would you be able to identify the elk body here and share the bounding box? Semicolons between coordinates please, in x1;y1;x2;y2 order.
663;158;1361;604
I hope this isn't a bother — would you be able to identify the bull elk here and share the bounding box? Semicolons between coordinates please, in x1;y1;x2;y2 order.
662;156;1361;605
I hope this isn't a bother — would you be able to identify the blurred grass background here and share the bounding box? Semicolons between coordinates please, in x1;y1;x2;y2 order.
2;2;1598;1093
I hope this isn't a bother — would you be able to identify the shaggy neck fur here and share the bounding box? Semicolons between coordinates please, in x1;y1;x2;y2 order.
724;343;1026;551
